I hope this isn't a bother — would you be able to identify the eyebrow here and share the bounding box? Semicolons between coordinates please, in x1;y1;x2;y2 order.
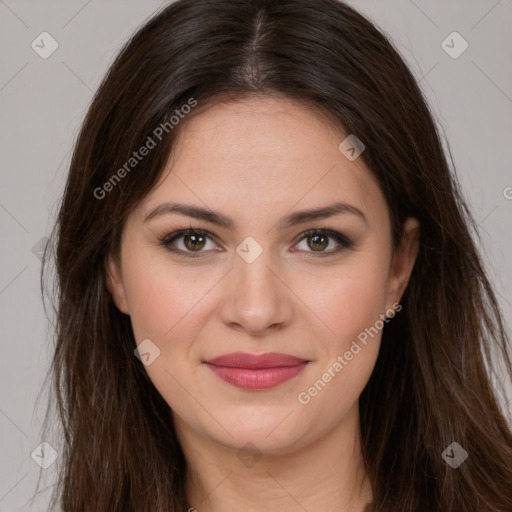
144;201;368;229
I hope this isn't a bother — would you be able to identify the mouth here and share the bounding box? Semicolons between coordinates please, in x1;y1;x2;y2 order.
203;352;310;390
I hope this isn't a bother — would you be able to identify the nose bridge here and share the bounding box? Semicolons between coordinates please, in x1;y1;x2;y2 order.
220;237;293;333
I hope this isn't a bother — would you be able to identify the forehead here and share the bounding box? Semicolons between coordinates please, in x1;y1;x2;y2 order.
137;96;387;228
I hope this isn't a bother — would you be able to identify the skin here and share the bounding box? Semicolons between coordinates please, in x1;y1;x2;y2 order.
106;96;420;512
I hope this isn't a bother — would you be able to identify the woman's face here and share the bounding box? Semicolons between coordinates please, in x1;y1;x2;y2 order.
107;96;418;454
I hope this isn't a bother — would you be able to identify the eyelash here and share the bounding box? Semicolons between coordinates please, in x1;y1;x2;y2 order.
158;226;354;259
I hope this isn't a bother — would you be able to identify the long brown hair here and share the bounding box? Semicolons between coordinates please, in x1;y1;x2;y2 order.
39;0;512;510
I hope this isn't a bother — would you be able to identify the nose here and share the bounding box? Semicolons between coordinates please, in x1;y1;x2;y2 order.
219;247;294;336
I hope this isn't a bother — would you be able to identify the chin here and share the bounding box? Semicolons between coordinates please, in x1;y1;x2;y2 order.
203;410;316;455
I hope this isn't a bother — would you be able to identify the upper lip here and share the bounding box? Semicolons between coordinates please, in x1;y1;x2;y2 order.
204;352;309;369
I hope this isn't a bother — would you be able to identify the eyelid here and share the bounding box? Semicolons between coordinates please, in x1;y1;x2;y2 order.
159;226;354;257
293;228;354;253
159;228;219;258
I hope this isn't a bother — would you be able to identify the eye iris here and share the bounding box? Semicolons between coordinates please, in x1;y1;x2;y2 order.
308;233;328;251
184;233;206;251
177;231;336;253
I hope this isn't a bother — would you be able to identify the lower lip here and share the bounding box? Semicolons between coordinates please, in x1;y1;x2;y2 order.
205;362;308;390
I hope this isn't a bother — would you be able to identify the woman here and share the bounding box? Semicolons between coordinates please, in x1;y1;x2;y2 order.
39;0;512;510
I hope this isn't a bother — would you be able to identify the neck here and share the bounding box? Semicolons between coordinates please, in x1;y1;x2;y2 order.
174;404;373;512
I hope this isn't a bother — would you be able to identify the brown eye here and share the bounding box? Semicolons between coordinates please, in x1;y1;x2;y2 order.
160;229;218;257
183;233;206;251
307;233;328;251
294;229;354;255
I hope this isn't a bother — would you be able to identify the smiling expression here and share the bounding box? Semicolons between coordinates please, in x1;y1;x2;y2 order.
106;95;419;453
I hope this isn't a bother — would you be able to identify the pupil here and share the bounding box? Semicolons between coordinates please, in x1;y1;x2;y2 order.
183;233;329;252
185;234;205;251
309;234;327;251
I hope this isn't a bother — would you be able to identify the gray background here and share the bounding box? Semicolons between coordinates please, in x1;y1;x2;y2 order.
0;0;511;510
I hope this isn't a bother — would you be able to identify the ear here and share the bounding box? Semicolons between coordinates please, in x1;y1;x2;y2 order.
385;217;420;310
105;253;130;314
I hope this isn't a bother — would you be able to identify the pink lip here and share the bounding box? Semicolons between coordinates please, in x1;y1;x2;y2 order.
204;352;309;390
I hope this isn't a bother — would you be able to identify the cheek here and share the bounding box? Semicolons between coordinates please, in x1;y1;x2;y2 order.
295;256;390;349
292;253;389;407
122;250;217;343
121;253;217;424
